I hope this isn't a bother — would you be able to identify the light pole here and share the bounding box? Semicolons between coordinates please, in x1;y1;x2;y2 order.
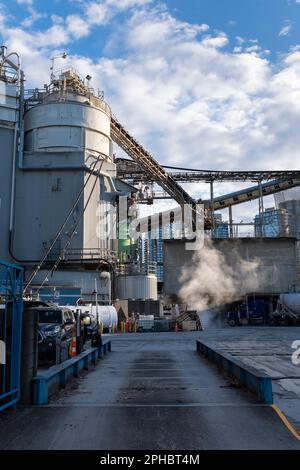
50;52;67;81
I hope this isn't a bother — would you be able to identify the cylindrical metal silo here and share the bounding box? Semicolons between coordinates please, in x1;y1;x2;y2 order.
24;89;111;158
14;69;116;262
116;274;158;301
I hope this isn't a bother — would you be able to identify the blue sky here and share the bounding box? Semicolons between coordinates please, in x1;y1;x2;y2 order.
167;0;300;58
1;0;300;219
2;0;300;61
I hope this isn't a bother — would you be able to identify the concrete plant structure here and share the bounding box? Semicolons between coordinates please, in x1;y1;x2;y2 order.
164;237;300;300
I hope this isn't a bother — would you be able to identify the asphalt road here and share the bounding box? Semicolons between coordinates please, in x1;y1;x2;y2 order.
0;332;299;450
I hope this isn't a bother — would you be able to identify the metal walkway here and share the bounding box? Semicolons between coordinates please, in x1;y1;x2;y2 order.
116;157;300;183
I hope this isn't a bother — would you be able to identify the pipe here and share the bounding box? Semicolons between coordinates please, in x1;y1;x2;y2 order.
229;206;233;238
108;175;118;193
210;181;215;237
18;70;25;168
0;50;20;78
8;51;21;262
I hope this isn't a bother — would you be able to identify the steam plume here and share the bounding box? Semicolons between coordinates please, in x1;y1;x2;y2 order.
179;239;260;311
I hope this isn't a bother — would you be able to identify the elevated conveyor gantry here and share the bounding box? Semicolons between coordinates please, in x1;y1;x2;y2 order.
111;117;196;209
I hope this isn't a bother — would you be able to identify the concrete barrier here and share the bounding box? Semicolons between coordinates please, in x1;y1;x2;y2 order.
196;340;273;405
33;341;112;406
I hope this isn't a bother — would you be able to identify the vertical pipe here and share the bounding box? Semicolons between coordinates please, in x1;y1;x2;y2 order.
259;181;265;237
229;205;233;238
210;180;215;238
18;70;25;168
95;277;98;322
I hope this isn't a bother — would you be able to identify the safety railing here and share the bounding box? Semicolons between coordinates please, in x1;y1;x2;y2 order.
116;261;157;276
0;261;24;411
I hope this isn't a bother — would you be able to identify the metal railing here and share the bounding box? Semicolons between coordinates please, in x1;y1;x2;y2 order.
46;248;117;263
0;261;24;411
116;261;157;276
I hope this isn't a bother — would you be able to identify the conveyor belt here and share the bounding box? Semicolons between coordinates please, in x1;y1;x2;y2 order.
111;117;300;229
111;116;195;208
212;178;300;210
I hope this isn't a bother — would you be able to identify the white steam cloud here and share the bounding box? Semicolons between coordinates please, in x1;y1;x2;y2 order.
179;239;260;312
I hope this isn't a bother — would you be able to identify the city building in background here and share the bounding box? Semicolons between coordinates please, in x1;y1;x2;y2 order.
214;214;229;239
279;200;300;238
254;207;293;238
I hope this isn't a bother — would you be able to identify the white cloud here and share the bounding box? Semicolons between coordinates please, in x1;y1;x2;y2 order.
236;36;245;45
279;22;292;37
201;34;228;48
85;0;154;26
21;6;46;28
85;2;109;25
2;1;300;208
16;0;33;5
67;15;91;39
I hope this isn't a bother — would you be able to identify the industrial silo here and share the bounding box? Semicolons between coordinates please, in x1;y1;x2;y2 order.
116;273;158;301
11;68;118;302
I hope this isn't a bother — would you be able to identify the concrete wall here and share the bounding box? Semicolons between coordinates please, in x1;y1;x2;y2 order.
164;238;299;298
13;169;85;261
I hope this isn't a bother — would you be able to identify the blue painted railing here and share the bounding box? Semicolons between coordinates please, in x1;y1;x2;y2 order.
0;261;24;411
196;339;273;405
33;341;112;405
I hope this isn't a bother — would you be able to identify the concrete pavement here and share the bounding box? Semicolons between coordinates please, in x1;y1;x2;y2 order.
0;332;299;450
198;327;300;434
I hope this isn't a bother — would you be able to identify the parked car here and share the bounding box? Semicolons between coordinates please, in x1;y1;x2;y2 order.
37;307;75;362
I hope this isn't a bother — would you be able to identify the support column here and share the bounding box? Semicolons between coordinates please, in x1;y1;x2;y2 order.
210;180;215;238
259;181;265;237
229;205;233;238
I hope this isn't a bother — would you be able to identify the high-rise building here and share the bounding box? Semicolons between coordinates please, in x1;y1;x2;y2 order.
254;207;293;237
214;214;229;239
142;220;182;282
279;200;300;237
